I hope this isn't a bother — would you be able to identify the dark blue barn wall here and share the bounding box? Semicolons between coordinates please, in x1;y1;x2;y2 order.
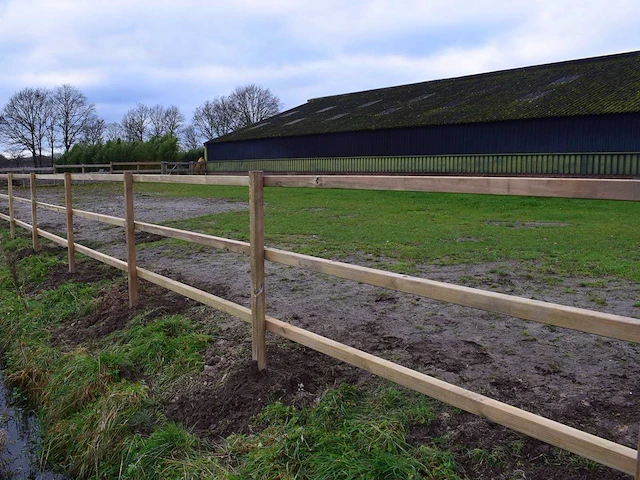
207;113;640;161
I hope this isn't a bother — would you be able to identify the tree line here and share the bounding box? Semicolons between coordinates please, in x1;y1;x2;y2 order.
0;84;282;167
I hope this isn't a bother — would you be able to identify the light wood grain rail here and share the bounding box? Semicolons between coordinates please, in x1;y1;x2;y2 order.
263;248;640;344
263;175;640;201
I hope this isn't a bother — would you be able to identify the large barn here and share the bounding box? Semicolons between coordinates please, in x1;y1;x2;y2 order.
205;51;640;175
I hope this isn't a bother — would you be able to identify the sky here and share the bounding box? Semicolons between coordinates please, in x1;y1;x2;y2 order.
0;0;639;128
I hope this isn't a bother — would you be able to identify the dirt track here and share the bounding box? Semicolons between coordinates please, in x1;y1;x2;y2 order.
7;184;640;479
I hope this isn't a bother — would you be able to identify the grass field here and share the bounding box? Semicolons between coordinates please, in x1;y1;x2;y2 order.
134;182;640;281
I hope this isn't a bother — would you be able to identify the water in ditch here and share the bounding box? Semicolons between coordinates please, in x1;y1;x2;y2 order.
0;368;67;480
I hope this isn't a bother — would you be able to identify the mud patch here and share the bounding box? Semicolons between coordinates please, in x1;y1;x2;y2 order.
51;282;198;348
134;232;165;244
485;220;570;228
28;261;123;293
10;245;64;262
166;342;368;438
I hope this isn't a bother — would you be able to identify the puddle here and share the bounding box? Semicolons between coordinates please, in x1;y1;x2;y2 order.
0;369;66;480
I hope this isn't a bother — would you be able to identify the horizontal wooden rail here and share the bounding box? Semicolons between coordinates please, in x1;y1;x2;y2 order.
35;174;124;182
9;195;30;204
34;201;126;227
55;164;111;169
136;267;252;322
13;218;32;231
24;173;246;185
113;162;160;167
6;173;639;201
264;248;640;343
132;174;248;186
264;316;636;475
36;201;66;214
38;228;68;248
0;212;9;221
76;244;128;272
73;208;126;227
264;175;640;201
134;221;250;254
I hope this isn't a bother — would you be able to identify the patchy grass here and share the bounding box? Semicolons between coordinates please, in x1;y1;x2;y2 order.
131;182;640;282
0;231;470;479
225;384;456;480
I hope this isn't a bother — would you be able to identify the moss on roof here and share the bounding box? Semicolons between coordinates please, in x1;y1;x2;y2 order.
210;50;640;144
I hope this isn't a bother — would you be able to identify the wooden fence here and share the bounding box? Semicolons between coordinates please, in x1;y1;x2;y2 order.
50;161;197;175
1;172;640;477
0;162;198;175
207;152;640;176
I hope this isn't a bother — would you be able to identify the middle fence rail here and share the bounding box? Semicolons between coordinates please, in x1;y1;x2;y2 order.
0;172;639;477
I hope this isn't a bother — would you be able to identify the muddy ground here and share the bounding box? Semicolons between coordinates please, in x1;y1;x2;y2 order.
6;184;640;479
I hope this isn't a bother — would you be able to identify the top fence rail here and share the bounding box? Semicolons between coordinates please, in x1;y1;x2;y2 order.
1;173;638;201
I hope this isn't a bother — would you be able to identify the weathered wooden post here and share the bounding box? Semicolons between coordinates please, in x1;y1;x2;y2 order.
123;172;138;307
29;173;39;251
161;162;167;175
64;172;76;273
7;173;15;239
249;170;266;370
635;426;640;480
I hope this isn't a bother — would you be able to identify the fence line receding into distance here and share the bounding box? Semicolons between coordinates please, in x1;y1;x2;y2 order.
1;172;640;477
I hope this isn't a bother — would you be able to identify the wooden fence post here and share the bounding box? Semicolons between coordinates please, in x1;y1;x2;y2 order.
636;425;640;480
123;172;138;307
7;173;15;239
29;173;39;251
161;162;167;175
249;170;266;370
109;162;113;174
64;172;76;273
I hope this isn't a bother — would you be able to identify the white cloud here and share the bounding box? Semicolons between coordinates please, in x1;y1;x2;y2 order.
0;0;638;127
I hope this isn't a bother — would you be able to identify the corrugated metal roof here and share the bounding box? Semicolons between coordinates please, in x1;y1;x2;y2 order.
209;50;640;144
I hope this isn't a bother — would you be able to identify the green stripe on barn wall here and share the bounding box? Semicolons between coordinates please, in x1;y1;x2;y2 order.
207;153;640;176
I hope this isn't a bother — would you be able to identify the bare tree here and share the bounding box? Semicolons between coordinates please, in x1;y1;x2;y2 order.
229;84;282;129
105;122;123;141
45;97;59;163
180;124;202;150
148;105;167;138
191;85;282;141
122;103;150;142
0;87;51;167
52;84;97;152
192;97;236;141
148;104;185;138
82;117;105;145
163;105;185;137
